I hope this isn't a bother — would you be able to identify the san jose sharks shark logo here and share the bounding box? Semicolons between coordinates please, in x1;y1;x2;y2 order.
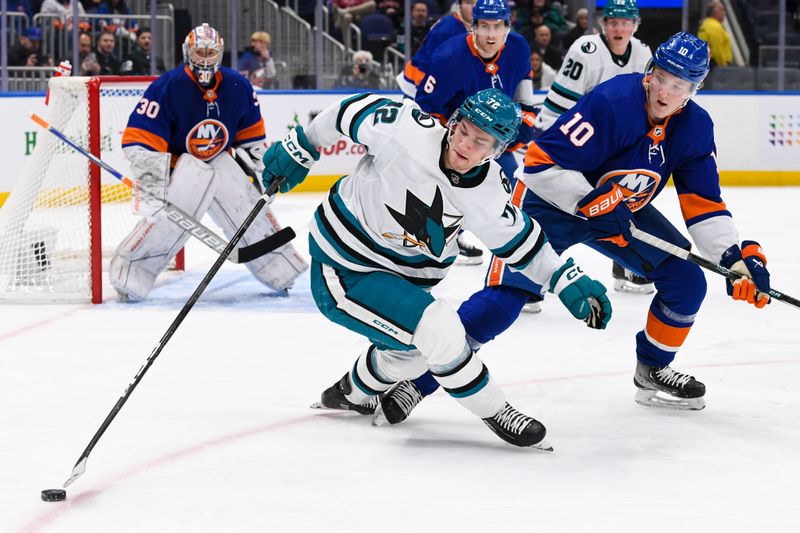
383;187;461;257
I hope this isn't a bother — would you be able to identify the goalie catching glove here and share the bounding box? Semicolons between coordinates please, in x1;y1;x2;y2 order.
548;258;612;329
234;140;267;180
720;241;771;308
261;125;320;194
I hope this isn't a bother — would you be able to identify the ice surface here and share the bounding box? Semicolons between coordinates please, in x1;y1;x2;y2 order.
1;188;799;532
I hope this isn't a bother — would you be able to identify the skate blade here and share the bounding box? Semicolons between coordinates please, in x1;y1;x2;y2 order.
456;256;483;266
521;301;542;314
371;405;390;427
532;437;554;452
634;388;705;411
614;279;655;294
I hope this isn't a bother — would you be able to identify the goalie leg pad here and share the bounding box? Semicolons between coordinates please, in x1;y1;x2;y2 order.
110;154;217;299
208;152;308;291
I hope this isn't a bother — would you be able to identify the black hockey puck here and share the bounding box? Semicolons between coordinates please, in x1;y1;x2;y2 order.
41;489;66;502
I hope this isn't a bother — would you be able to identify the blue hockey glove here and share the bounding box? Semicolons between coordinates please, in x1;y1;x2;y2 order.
261;125;320;193
549;258;612;329
576;182;633;247
720;241;771;308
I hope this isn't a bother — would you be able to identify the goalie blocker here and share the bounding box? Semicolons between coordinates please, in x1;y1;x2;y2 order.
111;150;307;300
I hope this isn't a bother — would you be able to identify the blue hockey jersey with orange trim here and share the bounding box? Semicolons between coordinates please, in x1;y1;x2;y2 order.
401;13;470;91
415;32;532;122
121;65;265;161
523;72;738;260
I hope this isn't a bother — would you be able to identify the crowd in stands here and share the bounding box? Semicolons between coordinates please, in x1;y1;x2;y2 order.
3;0;800;90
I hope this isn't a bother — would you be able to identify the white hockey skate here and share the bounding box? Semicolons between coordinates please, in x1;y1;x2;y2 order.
634;362;706;410
521;294;543;314
612;262;655;294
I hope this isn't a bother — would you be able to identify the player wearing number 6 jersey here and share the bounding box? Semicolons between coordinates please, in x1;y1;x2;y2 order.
112;23;307;301
377;32;773;422
261;88;611;448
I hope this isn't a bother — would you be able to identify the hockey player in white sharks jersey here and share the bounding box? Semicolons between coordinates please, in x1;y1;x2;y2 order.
261;89;612;449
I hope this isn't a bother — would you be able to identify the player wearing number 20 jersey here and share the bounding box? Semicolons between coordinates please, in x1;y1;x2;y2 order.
534;32;651;132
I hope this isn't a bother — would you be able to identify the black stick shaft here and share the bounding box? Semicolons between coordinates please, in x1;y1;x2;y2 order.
64;182;281;487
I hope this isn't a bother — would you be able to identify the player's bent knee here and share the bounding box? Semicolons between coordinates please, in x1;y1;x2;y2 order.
412;299;468;367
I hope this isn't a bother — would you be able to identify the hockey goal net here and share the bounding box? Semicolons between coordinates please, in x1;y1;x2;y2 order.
0;76;182;304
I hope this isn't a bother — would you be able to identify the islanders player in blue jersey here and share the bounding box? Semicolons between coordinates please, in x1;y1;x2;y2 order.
395;0;475;99
376;32;773;423
110;23;307;301
415;0;536;264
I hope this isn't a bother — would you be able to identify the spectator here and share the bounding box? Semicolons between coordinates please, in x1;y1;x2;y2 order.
41;0;86;18
561;7;589;52
95;29;121;75
7;0;33;18
333;0;377;48
698;1;732;67
8;28;53;67
335;50;381;88
530;48;555;91
532;24;562;70
238;31;277;89
120;27;166;76
519;8;545;47
377;0;404;28
409;1;432;56
88;0;137;43
76;32;102;75
543;1;568;37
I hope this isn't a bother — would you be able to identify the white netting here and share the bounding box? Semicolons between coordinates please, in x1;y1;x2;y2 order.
0;76;151;303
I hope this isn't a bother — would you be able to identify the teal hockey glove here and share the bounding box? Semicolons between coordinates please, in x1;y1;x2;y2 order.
549;258;612;329
261;125;320;193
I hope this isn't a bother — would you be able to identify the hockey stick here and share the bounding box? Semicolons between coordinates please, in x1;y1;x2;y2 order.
30;113;293;264
629;222;800;310
63;179;284;489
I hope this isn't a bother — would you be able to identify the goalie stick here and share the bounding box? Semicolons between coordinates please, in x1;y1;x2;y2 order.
63;179;284;489
629;222;800;310
30;113;294;264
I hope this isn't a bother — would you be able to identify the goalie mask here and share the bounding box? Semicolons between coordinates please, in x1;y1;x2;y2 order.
447;88;521;163
183;23;224;87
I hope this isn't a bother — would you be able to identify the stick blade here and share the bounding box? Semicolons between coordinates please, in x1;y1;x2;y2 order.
63;458;87;488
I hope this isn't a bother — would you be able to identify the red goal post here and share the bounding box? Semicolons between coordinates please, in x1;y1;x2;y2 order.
0;75;183;304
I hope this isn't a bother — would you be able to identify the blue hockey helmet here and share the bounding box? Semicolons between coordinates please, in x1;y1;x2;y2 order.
472;0;511;24
651;31;710;85
603;0;640;19
448;88;521;160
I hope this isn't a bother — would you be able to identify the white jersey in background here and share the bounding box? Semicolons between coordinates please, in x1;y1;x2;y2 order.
535;33;652;131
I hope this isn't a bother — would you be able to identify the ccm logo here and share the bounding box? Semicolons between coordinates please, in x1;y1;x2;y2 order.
285;139;309;164
586;187;623;217
373;319;399;336
166;211;224;247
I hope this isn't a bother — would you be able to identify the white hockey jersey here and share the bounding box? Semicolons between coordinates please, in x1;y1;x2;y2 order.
305;94;561;288
535;34;652;131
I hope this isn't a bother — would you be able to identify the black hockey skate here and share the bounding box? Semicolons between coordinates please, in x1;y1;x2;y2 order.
482;402;552;450
612;261;655;294
456;230;483;265
634;362;706;410
372;380;424;426
312;374;379;415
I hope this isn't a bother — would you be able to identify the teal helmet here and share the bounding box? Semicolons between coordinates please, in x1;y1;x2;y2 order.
448;88;521;160
603;0;640;20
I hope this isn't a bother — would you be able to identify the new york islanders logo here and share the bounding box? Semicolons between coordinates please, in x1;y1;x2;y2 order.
597;169;661;212
185;119;229;161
